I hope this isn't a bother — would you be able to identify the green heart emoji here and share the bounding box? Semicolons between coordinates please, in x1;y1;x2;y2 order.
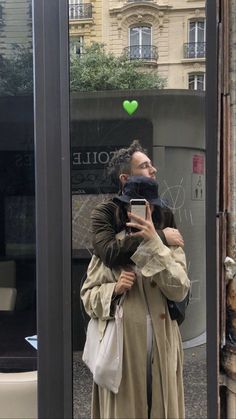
123;100;139;116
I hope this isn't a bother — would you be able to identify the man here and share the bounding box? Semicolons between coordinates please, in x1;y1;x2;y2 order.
91;140;183;267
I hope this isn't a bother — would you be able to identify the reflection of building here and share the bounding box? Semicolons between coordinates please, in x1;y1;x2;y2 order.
69;0;206;90
0;0;32;57
69;0;99;55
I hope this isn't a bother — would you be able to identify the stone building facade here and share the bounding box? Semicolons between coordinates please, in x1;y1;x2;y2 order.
69;0;206;90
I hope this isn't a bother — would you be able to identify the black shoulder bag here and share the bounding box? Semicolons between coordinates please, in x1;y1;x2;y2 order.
167;291;190;325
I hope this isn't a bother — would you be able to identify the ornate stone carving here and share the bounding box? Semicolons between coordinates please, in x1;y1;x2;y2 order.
158;11;164;28
109;3;167;31
122;13;157;29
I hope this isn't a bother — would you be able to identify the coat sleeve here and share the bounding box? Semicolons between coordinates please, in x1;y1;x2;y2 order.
91;201;142;267
91;201;172;267
131;234;190;302
80;255;118;320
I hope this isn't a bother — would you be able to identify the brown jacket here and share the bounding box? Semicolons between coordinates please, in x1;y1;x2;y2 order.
91;198;176;267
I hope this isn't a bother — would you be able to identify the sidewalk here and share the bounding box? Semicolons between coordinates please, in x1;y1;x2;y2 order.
183;344;207;419
73;343;207;419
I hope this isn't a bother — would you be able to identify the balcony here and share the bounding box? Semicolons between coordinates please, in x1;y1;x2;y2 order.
124;45;158;62
69;3;92;20
183;42;206;59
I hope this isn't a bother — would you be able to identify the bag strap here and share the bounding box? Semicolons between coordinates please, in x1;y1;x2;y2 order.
118;291;126;307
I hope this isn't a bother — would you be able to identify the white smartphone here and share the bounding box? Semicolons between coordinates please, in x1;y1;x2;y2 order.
130;199;147;223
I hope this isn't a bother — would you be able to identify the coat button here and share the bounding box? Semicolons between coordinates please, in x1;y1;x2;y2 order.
150;280;156;287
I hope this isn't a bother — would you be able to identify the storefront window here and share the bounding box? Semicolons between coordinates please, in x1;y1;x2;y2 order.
69;1;206;418
0;0;37;416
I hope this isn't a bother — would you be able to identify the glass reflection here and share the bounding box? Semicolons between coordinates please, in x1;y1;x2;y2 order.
70;1;206;417
0;0;37;417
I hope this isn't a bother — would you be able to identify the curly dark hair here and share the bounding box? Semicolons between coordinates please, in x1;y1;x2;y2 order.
107;140;147;190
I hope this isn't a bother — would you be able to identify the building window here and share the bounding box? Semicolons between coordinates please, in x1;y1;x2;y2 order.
70;36;84;55
189;20;205;44
69;0;81;19
184;19;206;58
69;1;92;20
129;26;152;59
188;73;205;91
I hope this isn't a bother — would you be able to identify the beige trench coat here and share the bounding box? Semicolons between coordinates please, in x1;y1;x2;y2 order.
81;233;191;419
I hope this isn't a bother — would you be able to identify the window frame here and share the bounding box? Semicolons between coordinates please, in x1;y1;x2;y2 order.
33;0;72;417
187;18;206;59
32;0;219;418
128;25;152;59
70;35;84;55
188;18;206;44
188;72;206;91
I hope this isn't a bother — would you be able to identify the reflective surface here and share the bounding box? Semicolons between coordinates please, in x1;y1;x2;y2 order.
0;0;37;372
69;1;207;417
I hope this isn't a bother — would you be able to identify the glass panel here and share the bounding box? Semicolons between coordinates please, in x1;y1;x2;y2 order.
70;35;84;55
197;74;205;90
130;27;140;58
189;21;196;43
142;27;151;58
197;21;205;43
188;74;195;90
69;0;82;19
70;2;206;418
0;0;37;415
130;27;140;45
142;27;151;45
130;27;151;59
188;74;205;91
188;20;205;58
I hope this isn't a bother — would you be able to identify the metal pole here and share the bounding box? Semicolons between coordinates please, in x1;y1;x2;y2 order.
33;0;72;417
221;0;236;417
206;0;220;416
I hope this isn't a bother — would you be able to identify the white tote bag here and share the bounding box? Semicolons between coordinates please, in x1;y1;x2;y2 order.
82;299;124;394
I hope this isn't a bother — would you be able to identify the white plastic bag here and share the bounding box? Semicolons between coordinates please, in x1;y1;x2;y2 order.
82;302;124;394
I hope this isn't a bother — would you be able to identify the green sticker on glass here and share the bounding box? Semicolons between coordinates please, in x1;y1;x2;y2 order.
122;100;139;116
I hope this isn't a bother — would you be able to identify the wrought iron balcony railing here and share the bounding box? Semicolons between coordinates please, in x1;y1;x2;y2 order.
69;3;92;20
124;45;158;61
183;42;206;59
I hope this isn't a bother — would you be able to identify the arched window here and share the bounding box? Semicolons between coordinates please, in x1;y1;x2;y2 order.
129;26;152;59
188;73;205;91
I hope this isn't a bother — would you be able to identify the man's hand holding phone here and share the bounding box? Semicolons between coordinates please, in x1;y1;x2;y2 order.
126;202;157;241
127;199;185;246
130;199;147;224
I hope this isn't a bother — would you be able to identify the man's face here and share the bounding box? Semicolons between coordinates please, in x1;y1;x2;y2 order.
130;151;157;179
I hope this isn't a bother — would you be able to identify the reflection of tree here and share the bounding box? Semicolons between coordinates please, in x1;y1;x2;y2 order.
70;43;166;92
0;45;33;95
0;42;166;96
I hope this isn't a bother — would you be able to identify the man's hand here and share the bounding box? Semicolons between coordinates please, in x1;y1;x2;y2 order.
114;270;136;295
163;227;184;248
126;204;184;247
